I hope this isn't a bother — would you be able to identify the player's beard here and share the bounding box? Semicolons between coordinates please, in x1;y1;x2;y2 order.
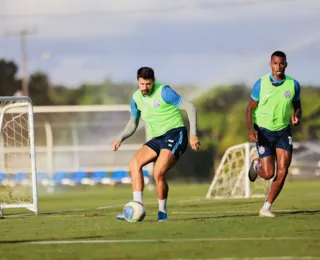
141;89;149;95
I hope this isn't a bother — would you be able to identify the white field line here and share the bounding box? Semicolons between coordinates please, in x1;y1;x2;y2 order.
3;197;319;218
171;209;319;214
96;200;157;209
13;236;320;245
171;257;320;260
4;199;201;218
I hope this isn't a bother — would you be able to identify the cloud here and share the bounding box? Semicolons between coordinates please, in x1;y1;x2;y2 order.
1;0;320;37
1;0;320;87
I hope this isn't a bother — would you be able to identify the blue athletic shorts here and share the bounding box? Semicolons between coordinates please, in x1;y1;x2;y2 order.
145;127;188;160
254;124;293;158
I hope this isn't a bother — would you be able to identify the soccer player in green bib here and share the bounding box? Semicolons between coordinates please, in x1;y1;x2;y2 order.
112;67;200;221
246;51;302;217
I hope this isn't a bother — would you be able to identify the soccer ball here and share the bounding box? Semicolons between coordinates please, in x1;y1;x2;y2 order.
123;201;146;222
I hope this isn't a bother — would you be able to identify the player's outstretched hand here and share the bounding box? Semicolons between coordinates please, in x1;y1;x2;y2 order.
189;135;200;151
291;115;300;126
112;140;121;151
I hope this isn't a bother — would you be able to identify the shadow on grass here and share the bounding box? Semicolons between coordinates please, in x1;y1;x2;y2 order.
0;236;103;244
145;209;320;222
279;209;320;215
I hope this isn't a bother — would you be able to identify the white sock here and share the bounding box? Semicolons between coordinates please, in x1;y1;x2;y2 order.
158;199;167;213
254;161;261;171
133;191;143;204
262;201;272;211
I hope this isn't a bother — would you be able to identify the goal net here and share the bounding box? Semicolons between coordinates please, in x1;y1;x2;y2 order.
206;142;269;199
0;97;38;215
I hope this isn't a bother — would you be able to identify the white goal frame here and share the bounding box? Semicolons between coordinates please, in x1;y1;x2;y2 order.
0;96;38;215
206;142;268;199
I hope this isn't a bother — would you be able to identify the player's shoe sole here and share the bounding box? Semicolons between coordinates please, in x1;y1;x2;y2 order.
158;211;168;222
248;158;259;182
259;209;275;217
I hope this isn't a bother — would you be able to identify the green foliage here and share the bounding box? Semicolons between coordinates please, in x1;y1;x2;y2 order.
287;86;320;141
0;59;20;96
1;57;319;160
194;85;250;155
218;101;248;154
49;80;137;105
195;84;320;156
49;85;77;105
28;71;52;105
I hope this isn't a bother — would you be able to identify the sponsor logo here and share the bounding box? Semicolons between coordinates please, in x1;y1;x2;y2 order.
288;136;292;145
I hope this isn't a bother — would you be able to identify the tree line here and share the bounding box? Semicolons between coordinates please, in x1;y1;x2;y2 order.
1;58;319;159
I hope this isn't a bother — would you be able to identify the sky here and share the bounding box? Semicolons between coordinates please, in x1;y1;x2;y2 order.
1;0;320;89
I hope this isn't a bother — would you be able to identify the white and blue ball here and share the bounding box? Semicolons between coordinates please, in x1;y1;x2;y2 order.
123;201;146;222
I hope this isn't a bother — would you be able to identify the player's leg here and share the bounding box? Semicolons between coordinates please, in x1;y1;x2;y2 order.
129;145;158;203
260;127;293;217
247;126;280;217
251;154;278;217
255;156;275;180
249;125;276;182
116;144;158;220
267;148;292;204
153;127;188;221
153;149;177;221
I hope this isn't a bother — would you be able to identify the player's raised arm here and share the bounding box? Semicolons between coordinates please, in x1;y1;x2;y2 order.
161;85;200;151
112;98;141;151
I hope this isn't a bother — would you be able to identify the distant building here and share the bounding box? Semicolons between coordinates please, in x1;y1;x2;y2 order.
290;141;320;179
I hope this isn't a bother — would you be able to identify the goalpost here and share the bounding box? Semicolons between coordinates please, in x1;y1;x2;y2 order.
206;142;269;199
0;97;38;216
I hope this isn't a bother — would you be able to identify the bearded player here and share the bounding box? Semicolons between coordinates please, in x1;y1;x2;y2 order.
112;67;200;221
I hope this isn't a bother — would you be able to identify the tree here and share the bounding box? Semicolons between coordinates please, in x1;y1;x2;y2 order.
194;84;251;154
0;59;20;96
28;71;52;105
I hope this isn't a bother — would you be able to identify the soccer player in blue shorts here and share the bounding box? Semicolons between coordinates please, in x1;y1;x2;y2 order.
246;51;302;217
112;67;200;221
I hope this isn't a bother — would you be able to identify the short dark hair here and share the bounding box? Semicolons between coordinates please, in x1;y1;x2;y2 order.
271;51;286;61
137;67;155;80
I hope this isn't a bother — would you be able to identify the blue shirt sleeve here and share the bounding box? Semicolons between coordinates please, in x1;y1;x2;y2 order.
130;98;141;118
293;80;301;101
251;79;261;101
161;85;183;107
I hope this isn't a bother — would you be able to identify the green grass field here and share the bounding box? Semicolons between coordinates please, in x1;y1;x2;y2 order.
1;180;319;260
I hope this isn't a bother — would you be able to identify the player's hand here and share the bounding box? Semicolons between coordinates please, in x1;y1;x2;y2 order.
189;135;200;151
291;115;300;126
112;140;121;151
248;131;258;142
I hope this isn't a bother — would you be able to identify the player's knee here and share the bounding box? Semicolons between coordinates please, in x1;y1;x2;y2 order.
129;158;141;172
276;166;289;179
153;168;166;182
264;170;275;180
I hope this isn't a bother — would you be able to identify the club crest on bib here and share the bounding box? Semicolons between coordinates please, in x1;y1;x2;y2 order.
284;91;292;98
153;100;160;108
